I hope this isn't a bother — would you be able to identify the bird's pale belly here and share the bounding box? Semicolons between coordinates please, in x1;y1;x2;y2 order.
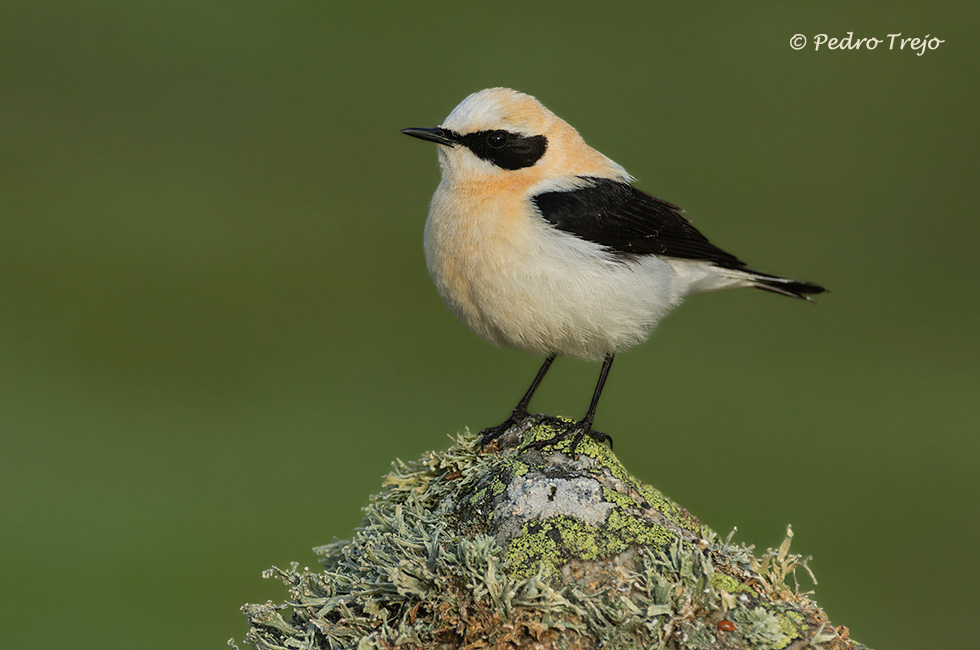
425;213;681;361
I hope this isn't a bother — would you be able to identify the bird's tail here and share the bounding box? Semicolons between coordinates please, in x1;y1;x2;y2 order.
745;270;827;301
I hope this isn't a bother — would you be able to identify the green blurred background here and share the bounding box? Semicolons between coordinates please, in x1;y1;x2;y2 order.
2;2;977;648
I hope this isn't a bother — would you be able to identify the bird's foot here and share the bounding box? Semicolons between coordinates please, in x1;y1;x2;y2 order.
521;419;613;456
478;408;532;450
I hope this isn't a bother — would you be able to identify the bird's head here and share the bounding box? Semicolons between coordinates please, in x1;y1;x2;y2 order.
402;88;628;188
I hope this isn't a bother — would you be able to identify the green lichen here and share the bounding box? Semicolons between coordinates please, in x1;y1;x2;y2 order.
506;458;530;476
467;486;487;505
775;609;809;648
710;570;759;598
606;509;675;548
638;483;704;534
735;606;791;649
507;516;596;579
601;484;636;509
502;493;682;580
490;476;507;496
522;418;632;484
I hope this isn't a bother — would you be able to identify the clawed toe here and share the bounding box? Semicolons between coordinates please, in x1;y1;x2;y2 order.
521;421;613;455
519;433;564;452
479;410;531;449
585;429;613;449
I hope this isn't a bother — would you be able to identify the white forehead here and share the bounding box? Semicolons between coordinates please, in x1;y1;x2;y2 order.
440;87;555;136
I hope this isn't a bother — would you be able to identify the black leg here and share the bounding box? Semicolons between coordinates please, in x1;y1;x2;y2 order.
479;355;556;447
569;354;615;453
523;354;616;455
513;355;555;417
584;355;614;427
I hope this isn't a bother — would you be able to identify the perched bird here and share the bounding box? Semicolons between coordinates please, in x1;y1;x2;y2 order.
402;88;825;452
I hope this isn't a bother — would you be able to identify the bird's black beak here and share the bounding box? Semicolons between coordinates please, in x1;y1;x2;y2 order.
401;127;457;147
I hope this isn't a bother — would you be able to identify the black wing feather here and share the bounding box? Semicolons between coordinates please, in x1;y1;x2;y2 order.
532;177;746;269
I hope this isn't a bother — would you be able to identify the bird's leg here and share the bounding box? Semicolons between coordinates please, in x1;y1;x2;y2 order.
479;355;555;448
523;354;615;454
569;354;615;453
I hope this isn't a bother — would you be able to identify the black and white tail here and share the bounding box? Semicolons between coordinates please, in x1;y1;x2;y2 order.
747;270;827;301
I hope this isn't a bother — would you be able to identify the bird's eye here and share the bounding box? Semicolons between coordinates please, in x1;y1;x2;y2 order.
487;131;509;148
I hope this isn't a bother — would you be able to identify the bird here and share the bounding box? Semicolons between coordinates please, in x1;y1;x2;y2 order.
401;88;825;453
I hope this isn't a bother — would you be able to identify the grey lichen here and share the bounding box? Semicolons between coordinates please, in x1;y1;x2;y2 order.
231;416;870;650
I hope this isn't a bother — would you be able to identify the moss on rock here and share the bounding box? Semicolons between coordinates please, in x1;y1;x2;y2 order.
232;417;870;650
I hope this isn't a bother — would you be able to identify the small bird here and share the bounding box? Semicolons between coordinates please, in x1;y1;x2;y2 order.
402;88;825;452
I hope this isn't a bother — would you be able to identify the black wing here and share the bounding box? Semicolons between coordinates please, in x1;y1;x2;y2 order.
532;177;746;269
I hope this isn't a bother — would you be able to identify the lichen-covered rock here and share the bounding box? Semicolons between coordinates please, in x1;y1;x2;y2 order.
232;417;870;650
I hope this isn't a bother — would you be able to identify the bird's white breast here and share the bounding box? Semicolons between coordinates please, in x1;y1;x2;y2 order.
423;181;686;361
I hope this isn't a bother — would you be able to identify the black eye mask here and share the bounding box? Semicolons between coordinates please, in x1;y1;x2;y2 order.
455;129;548;170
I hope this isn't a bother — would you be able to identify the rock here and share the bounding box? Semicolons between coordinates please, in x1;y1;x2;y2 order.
233;417;870;650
